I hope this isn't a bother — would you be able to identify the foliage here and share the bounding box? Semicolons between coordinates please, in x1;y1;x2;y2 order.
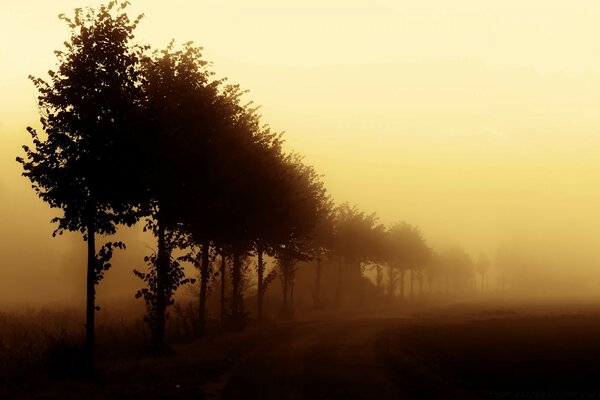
94;241;126;286
17;0;145;237
387;222;431;271
333;203;386;264
133;225;195;336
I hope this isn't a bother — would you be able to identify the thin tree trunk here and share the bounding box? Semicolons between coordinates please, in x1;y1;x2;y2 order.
314;257;322;308
281;263;289;318
428;277;433;295
358;261;365;307
410;269;414;298
220;252;226;326
84;219;96;374
335;255;343;307
256;245;264;321
230;250;243;329
399;269;405;300
290;270;295;317
154;215;168;351
198;241;210;336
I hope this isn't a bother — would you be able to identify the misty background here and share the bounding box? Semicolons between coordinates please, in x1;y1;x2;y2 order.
2;0;600;305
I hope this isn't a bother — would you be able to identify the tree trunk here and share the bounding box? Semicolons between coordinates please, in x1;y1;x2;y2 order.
428;277;433;295
280;261;294;319
220;252;226;326
399;270;405;300
410;269;414;298
230;250;244;329
314;257;322;308
335;255;343;307
376;264;383;293
154;215;168;351
290;272;295;314
256;245;265;321
198;241;210;336
386;265;397;298
358;262;365;307
281;267;289;317
84;219;96;375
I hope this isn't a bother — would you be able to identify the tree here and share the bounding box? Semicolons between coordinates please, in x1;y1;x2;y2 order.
423;251;441;295
17;0;144;371
332;203;386;307
438;247;474;293
308;206;335;308
476;252;491;292
386;223;431;300
134;41;232;343
133;227;194;346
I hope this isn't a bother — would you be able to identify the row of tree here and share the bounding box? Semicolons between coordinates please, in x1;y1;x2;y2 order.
17;1;328;369
16;1;487;373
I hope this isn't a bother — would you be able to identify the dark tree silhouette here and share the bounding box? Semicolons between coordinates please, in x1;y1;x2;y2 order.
332;203;385;307
133;41;230;343
133;226;194;345
424;251;441;295
386;222;431;300
16;1;144;371
476;252;491;292
308;206;335;308
438;247;475;293
273;156;329;319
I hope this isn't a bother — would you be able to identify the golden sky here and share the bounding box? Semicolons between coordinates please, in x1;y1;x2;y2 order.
2;1;600;303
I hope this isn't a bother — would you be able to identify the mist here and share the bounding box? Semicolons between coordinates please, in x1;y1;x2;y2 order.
3;1;600;398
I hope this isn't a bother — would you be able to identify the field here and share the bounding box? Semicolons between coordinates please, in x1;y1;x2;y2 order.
3;297;600;399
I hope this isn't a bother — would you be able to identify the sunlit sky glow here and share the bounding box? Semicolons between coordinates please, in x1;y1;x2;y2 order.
2;1;600;303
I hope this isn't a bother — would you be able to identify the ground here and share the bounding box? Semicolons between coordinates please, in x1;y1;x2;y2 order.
4;298;600;399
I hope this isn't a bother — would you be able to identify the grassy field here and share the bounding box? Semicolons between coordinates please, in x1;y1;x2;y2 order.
3;298;600;399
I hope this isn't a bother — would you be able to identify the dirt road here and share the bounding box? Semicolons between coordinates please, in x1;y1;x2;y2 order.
216;317;405;399
212;311;479;400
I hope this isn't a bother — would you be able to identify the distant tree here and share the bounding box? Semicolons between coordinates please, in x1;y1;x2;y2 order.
17;1;144;371
273;156;330;318
476;252;491;292
242;118;287;322
332;203;386;307
438;247;474;293
307;202;335;308
386;262;400;298
423;251;441;295
386;223;431;300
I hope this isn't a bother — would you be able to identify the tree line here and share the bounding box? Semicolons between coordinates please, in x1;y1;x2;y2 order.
15;1;487;373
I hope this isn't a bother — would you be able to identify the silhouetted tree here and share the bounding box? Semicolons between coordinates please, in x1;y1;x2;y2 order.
332;203;385;307
438;247;474;293
424;251;441;295
134;226;194;346
17;1;144;371
386;262;400;297
135;41;228;343
309;208;335;308
387;223;431;300
273;156;329;318
476;252;491;292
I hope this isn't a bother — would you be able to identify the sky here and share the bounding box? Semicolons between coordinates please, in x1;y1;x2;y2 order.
1;1;600;304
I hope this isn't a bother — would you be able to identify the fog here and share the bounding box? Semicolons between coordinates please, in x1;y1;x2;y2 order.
2;0;600;308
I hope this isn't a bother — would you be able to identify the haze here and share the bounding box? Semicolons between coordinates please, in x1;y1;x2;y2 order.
2;0;600;305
